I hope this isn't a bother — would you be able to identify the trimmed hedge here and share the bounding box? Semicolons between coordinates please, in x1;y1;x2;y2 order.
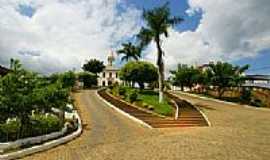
0;114;62;142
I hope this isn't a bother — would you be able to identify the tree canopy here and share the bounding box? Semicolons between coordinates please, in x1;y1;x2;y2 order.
0;59;71;138
82;59;105;74
119;61;158;89
207;61;249;98
170;64;201;91
117;42;141;62
170;61;249;98
77;72;97;88
137;2;183;102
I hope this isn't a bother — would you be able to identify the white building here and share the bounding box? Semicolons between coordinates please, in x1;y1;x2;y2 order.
98;51;121;86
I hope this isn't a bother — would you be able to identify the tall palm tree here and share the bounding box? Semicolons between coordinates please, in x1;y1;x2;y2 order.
117;42;141;62
137;3;183;103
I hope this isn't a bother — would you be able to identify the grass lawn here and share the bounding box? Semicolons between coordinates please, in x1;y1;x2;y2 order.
125;88;174;116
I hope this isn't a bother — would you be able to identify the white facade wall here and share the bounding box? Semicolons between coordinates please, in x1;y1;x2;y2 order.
98;70;121;86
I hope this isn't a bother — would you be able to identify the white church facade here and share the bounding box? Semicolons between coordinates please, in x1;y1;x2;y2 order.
98;51;121;86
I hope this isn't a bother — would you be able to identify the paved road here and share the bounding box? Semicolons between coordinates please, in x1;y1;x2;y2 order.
22;90;153;160
22;90;270;160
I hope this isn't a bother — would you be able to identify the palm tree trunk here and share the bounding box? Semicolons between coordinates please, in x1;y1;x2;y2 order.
158;63;164;103
156;37;164;103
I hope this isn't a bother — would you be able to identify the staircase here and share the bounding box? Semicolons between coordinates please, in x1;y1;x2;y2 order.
98;90;209;128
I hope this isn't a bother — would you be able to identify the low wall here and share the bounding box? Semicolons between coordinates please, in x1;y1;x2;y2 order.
0;109;82;160
252;88;270;107
0;125;68;154
194;87;270;108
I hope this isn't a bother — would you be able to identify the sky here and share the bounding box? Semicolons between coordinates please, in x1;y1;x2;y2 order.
0;0;269;75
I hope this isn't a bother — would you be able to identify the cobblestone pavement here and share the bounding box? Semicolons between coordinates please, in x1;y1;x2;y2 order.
22;90;270;160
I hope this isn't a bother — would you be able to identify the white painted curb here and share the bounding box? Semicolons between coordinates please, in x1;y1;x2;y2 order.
0;112;82;160
96;90;153;129
169;92;212;127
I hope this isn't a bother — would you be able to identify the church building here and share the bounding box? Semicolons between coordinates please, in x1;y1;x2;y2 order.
98;51;121;86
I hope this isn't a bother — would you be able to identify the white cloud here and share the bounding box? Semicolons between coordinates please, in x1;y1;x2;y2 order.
145;0;270;74
0;0;141;74
1;0;269;75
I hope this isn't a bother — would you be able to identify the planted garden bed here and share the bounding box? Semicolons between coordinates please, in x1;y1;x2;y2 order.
98;87;209;128
109;86;174;117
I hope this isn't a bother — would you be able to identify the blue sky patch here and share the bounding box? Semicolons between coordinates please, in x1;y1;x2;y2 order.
17;4;36;18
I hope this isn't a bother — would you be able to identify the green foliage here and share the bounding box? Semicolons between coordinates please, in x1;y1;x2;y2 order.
0;120;20;142
0;115;62;142
111;83;119;96
77;72;97;88
60;71;76;89
0;60;39;136
49;71;76;89
118;86;126;96
170;64;201;90
207;62;249;98
137;3;183;49
119;61;158;89
240;88;252;103
128;89;138;103
82;59;105;74
31;114;61;136
250;99;265;107
117;42;141;62
0;59;70;140
137;3;183;102
170;62;249;99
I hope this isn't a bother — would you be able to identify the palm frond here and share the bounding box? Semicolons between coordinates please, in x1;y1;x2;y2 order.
137;27;154;49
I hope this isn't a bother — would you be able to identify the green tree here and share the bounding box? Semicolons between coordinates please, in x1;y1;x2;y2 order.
0;59;71;138
82;59;105;75
207;61;249;98
117;42;141;62
137;3;183;102
45;82;70;127
170;64;201;91
77;72;97;88
0;59;39;137
119;61;158;89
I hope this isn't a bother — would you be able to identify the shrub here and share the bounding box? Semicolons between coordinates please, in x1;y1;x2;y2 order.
240;88;251;103
111;83;119;96
147;105;154;110
108;85;114;90
129;90;138;103
250;99;266;107
0;120;20;142
118;87;126;96
142;102;149;108
31;114;62;136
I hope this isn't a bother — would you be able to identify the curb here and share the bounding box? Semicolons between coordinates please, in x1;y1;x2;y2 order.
169;92;212;127
96;90;153;129
0;112;82;160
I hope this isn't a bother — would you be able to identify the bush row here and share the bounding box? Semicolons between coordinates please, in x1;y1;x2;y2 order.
109;84;138;103
0;114;62;142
